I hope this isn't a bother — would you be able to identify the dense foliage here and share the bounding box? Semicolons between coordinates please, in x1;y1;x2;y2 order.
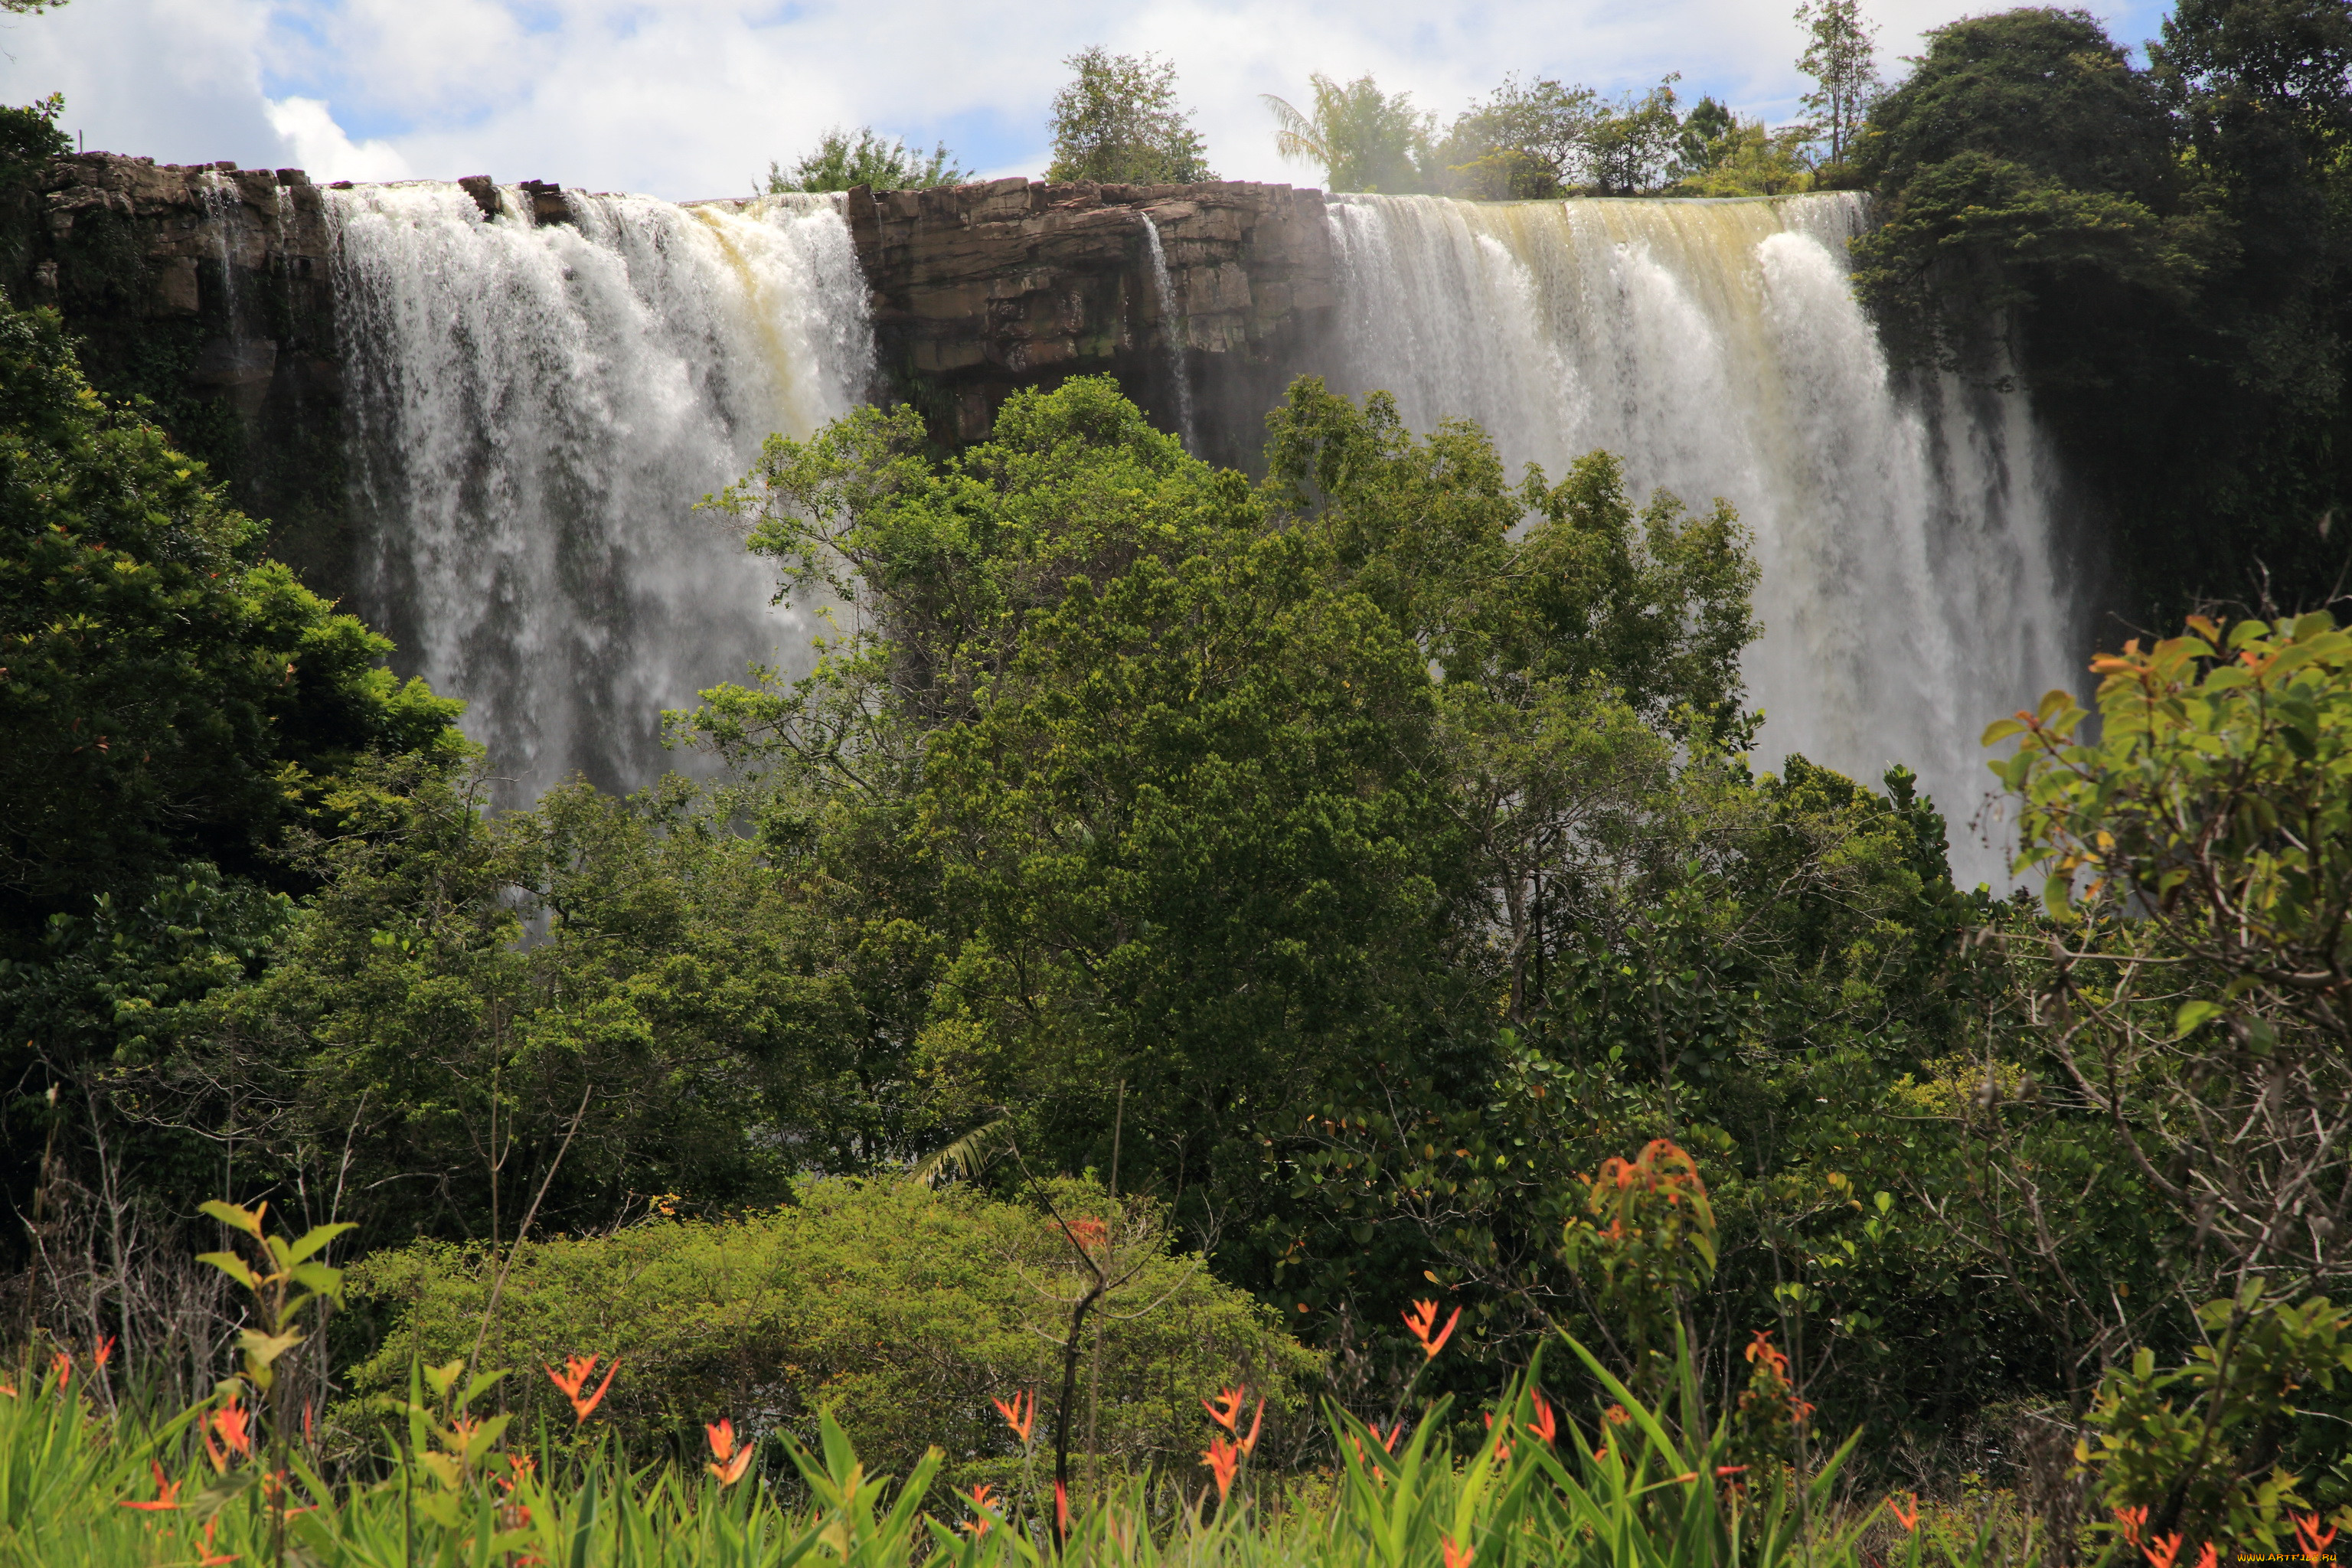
1853;1;2352;622
1047;50;1215;186
766;127;972;194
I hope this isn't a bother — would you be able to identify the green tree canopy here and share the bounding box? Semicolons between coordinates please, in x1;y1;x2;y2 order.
1045;49;1215;185
766;126;971;194
1263;74;1433;194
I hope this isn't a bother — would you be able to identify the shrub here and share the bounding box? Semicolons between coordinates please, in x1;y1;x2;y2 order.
342;1177;1319;1494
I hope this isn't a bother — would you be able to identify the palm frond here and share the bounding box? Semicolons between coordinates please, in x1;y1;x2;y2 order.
906;1116;1015;1188
1262;93;1331;168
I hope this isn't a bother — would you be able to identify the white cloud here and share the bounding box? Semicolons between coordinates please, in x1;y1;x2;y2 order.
264;96;413;181
0;0;2180;198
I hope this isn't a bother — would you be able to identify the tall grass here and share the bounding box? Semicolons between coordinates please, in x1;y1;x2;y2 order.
0;1338;2040;1567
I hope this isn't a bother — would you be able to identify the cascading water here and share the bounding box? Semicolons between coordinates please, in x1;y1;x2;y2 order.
327;186;874;802
1138;214;1200;453
1325;193;2079;885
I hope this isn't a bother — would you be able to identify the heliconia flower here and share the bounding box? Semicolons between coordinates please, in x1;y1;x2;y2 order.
2115;1506;2149;1547
1716;1465;1749;1478
1055;1478;1072;1537
962;1483;997;1537
545;1353;620;1423
707;1417;754;1481
1481;1411;1511;1462
2143;1533;2184;1568
214;1400;253;1459
302;1402;314;1444
93;1335;115;1371
1442;1534;1475;1568
195;1517;234;1568
1236;1399;1264;1458
1889;1494;1919;1533
1402;1298;1461;1359
993;1389;1037;1444
119;1461;182;1511
2295;1514;2339;1557
48;1351;70;1390
1201;1386;1246;1432
2194;1546;2216;1568
1604;1403;1632;1426
1375;1421;1403;1454
1203;1436;1241;1501
1527;1391;1557;1445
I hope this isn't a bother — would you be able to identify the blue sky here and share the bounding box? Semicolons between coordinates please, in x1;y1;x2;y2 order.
4;0;2177;198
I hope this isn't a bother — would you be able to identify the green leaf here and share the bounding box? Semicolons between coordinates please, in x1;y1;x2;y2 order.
1981;717;2026;745
2174;999;2223;1039
286;1220;357;1266
200;1200;264;1240
196;1250;259;1292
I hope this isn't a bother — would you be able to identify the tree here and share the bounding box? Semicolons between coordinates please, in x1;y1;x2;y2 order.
1795;0;1883;168
1263;74;1432;194
1585;80;1684;195
766;126;971;194
1045;48;1214;185
1437;75;1600;199
1670;116;1816;196
1672;96;1737;179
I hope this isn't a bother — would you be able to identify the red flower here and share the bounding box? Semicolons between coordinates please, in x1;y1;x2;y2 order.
1055;1478;1072;1538
1375;1420;1404;1453
1065;1217;1109;1254
962;1483;998;1537
204;1400;253;1472
2194;1546;2217;1568
2296;1514;2339;1560
545;1354;620;1423
48;1351;70;1390
1889;1494;1919;1534
2115;1506;2150;1547
992;1389;1037;1445
2143;1534;2184;1568
1527;1390;1557;1445
93;1335;116;1371
1203;1436;1241;1501
1603;1403;1632;1427
119;1461;182;1511
1442;1535;1475;1568
1236;1399;1264;1458
194;1517;234;1567
1402;1298;1461;1359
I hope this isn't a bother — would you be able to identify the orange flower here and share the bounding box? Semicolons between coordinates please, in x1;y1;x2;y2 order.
1716;1465;1749;1478
1442;1535;1475;1568
204;1400;253;1472
1066;1217;1109;1254
1604;1403;1632;1426
2116;1506;2150;1547
49;1351;70;1390
2296;1514;2339;1559
962;1483;998;1537
194;1517;235;1567
93;1335;115;1371
1236;1399;1264;1458
119;1461;182;1511
1202;1385;1246;1431
1745;1330;1789;1377
1481;1411;1511;1462
1402;1298;1461;1359
2144;1534;2184;1568
2194;1547;2216;1568
993;1389;1037;1445
705;1418;753;1485
1203;1436;1241;1501
545;1354;620;1423
1055;1478;1072;1538
1374;1420;1403;1454
1889;1494;1919;1534
1527;1390;1557;1445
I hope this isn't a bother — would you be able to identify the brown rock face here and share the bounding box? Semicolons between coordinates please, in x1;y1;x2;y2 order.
5;153;348;594
839;177;1335;456
5;158;1344;593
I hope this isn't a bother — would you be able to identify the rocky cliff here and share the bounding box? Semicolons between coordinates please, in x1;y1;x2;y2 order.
4;154;1341;590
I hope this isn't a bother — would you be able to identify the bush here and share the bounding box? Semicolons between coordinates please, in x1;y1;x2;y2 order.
343;1177;1320;1494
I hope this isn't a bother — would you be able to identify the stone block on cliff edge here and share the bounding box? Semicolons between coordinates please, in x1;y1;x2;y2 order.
458;177;501;220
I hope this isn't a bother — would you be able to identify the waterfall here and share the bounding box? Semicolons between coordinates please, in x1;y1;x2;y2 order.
327;185;874;802
1326;193;2078;885
1138;214;1200;453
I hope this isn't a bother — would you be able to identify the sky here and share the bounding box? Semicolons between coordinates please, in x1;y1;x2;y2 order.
5;0;2176;200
